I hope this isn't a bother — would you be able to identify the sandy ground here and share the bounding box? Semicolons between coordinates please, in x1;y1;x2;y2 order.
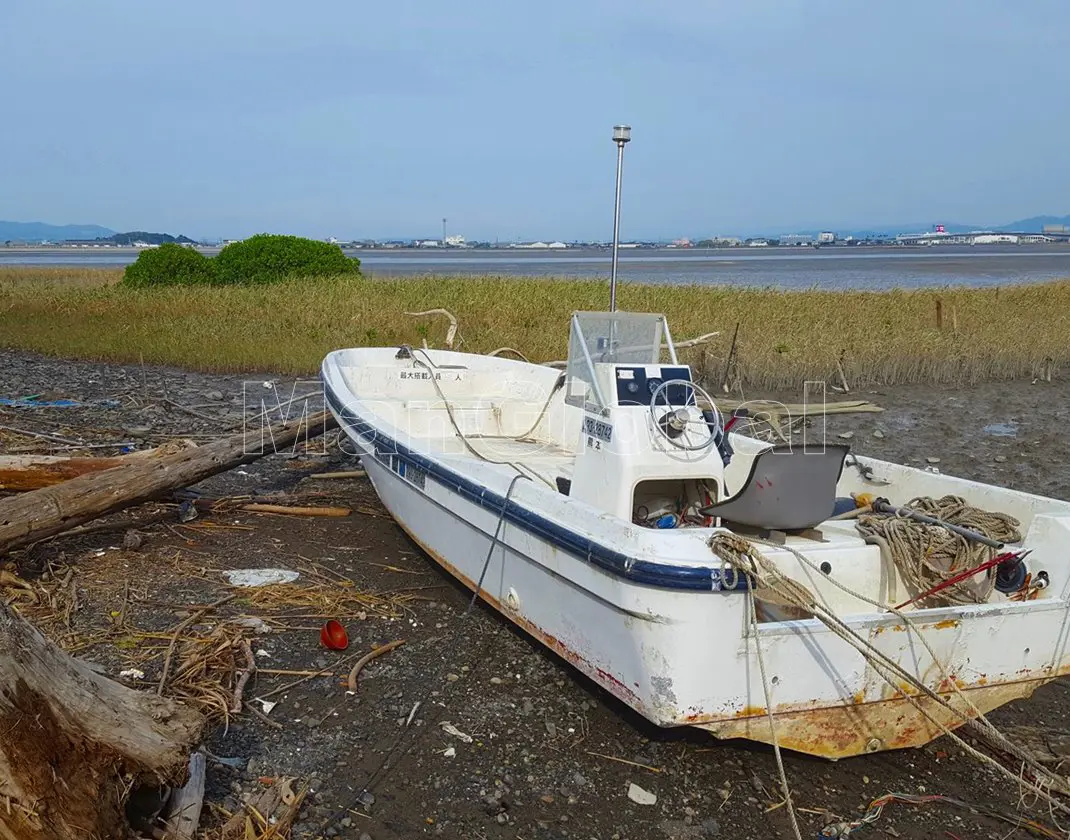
2;348;1070;840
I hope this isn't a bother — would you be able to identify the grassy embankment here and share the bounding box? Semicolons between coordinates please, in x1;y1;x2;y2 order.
1;267;1066;389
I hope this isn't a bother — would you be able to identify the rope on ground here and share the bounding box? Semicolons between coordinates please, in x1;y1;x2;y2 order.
707;533;1070;824
855;495;1022;608
820;791;1066;839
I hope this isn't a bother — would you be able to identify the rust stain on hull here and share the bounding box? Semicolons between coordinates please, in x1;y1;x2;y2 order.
700;677;1053;759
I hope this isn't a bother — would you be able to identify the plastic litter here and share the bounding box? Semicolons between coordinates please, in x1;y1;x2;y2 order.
223;568;300;587
320;619;349;650
255;698;278;715
0;396;121;408
119;668;145;681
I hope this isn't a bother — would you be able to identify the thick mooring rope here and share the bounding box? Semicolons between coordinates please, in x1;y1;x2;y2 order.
855;495;1022;608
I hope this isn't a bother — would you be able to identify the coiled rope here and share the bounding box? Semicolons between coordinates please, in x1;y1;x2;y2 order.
855;495;1022;608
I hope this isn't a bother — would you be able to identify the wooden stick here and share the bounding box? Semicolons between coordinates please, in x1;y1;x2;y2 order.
304;470;367;480
721;322;740;394
347;639;406;693
157;594;236;696
164;399;223;424
256;650;365;700
0;424;83;446
239;503;351;517
835;351;850;394
230;639;255;713
585;750;662;773
242;701;284;730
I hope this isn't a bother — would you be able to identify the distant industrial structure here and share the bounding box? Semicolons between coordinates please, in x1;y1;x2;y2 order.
895;223;1068;246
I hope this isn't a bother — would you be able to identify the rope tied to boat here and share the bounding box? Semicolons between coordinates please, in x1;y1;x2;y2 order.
705;531;1070;826
855;494;1022;608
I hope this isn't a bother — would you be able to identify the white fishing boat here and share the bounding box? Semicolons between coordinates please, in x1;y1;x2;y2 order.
322;311;1070;759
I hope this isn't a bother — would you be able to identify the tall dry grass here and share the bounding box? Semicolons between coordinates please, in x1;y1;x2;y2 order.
0;267;1065;388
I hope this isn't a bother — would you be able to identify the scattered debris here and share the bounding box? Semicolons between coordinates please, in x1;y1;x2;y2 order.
161;751;206;840
224;568;300;588
305;469;367;481
320;619;350;651
255;698;279;715
627;782;658;806
119;667;146;681
347;638;406;691
439;721;474;743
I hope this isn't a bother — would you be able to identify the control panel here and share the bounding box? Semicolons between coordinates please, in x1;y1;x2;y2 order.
614;365;692;406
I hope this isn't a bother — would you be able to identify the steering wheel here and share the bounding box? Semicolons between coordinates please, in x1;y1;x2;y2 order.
648;379;723;451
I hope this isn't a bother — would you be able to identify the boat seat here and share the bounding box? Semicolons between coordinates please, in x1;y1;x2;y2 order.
700;444;850;532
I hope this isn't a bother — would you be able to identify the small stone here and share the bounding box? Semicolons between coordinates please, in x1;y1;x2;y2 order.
872;430;885;439
544;720;557;737
325;829;337;838
360;834;373;840
994;455;1007;463
926;457;941;464
446;673;459;682
206;390;225;401
627;783;657;806
340;817;352;828
521;698;534;715
489;676;503;685
496;813;508;825
837;431;855;440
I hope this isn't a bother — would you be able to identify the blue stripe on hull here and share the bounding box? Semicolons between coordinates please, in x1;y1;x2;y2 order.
323;374;745;592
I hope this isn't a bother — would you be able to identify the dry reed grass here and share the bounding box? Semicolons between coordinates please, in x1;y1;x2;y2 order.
1;267;1066;389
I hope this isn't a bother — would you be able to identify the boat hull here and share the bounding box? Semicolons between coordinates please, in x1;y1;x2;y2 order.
322;351;1070;761
355;442;1067;759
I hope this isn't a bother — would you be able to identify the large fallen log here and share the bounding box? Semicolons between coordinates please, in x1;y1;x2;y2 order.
0;410;337;557
0;600;205;840
0;442;196;492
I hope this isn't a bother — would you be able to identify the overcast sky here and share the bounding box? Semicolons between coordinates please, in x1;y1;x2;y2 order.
2;0;1068;240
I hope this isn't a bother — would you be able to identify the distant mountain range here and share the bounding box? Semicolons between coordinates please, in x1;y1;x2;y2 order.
0;221;197;245
1;220;116;242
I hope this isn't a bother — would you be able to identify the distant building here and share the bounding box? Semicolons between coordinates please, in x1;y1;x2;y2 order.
1043;224;1069;235
416;240;441;248
746;239;769;248
817;231;836;245
670;238;692;248
972;233;1018;245
780;234;813;246
444;234;467;247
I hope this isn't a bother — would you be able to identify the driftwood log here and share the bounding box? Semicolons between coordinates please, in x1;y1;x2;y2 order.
0;442;196;493
0;601;205;840
0;410;337;557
